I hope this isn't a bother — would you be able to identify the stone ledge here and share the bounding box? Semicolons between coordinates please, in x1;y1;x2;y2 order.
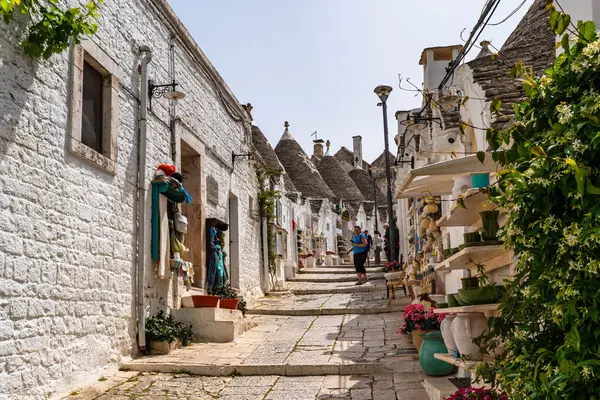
246;306;404;316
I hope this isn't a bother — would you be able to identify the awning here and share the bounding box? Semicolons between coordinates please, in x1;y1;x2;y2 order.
395;153;498;199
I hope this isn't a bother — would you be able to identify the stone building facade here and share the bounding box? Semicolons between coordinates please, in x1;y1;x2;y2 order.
0;0;260;398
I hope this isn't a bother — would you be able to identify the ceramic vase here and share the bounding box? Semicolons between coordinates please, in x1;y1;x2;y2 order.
412;330;427;352
440;314;457;355
419;331;456;376
480;211;500;241
451;313;488;360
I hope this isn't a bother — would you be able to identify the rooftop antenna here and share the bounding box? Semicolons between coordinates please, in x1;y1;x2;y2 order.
311;130;324;144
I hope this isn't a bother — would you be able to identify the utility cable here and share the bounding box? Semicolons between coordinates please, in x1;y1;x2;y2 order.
488;0;527;26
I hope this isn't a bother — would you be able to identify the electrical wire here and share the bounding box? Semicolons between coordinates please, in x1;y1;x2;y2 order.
438;0;503;89
488;0;527;26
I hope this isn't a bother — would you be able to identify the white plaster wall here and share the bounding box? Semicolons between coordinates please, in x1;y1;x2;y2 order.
555;0;600;35
456;64;490;153
0;0;260;398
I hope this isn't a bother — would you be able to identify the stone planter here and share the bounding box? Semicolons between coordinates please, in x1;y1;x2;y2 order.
451;313;488;360
480;210;500;241
419;331;456;376
151;339;181;355
440;314;457;355
412;330;428;352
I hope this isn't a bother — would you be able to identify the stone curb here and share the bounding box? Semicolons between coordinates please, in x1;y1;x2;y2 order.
298;268;383;275
290;276;385;283
120;359;420;377
245;306;404;316
290;286;387;295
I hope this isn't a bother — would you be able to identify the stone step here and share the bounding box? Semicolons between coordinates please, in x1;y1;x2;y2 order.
422;376;460;400
290;283;387;295
120;358;422;377
291;272;385;283
246;305;405;316
299;267;383;275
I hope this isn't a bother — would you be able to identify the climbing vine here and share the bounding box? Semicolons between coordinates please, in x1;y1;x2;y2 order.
256;168;281;288
1;0;102;59
474;5;600;398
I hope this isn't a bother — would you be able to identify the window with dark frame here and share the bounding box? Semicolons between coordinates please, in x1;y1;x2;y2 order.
81;60;104;153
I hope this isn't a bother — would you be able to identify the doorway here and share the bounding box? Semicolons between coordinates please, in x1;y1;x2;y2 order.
228;193;240;288
181;141;204;289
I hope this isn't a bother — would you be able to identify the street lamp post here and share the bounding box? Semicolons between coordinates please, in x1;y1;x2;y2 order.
374;85;396;263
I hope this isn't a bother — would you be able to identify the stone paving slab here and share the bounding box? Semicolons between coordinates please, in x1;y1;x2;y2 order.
287;280;388;295
247;292;409;316
63;372;429;400
292;272;386;283
121;314;419;376
299;267;384;275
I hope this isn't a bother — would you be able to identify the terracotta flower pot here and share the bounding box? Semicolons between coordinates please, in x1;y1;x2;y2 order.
219;298;239;310
191;295;219;308
412;330;428;352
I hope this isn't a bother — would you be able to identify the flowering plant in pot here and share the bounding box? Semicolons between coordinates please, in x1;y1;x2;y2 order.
397;303;446;351
384;261;401;272
445;387;508;400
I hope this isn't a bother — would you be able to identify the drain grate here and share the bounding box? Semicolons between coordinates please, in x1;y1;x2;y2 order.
395;347;418;354
449;377;471;389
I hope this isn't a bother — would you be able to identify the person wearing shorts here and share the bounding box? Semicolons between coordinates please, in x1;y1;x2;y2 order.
351;225;369;285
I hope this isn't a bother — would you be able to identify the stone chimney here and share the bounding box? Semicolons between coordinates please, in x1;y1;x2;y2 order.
313;139;324;159
352;135;363;169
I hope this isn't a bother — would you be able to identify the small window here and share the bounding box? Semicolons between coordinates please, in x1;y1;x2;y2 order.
81;61;104;153
69;41;120;173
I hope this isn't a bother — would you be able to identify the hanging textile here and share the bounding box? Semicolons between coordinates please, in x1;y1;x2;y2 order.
157;195;170;278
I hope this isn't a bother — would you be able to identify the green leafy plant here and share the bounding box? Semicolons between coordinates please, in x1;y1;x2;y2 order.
1;0;102;59
213;284;247;316
256;168;281;289
145;311;194;347
474;7;600;399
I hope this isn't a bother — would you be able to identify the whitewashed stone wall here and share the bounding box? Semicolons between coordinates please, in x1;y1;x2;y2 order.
0;0;260;398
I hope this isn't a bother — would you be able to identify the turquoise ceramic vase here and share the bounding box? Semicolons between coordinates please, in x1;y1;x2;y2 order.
418;331;456;376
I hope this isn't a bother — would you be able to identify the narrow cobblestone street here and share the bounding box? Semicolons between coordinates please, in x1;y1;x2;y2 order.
65;263;427;399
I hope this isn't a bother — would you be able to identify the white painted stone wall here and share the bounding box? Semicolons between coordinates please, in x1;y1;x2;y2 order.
0;0;260;398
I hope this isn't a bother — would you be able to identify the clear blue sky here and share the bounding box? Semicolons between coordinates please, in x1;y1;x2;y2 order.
168;0;531;163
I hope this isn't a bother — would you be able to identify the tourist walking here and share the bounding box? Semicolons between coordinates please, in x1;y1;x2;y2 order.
373;230;383;266
364;230;373;266
351;226;369;285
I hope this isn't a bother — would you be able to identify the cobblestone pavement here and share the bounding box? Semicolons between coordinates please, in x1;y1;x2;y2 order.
65;264;427;399
65;372;428;400
285;280;390;295
247;291;409;315
120;313;418;374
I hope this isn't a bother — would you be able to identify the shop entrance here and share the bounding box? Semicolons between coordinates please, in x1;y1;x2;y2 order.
228;193;240;289
181;141;205;289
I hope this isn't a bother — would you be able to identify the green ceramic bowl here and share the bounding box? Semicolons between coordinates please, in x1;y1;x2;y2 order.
437;302;448;309
457;285;505;305
454;293;470;306
447;294;459;308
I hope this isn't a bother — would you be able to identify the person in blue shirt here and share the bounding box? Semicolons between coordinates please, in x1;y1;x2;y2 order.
351;225;369;285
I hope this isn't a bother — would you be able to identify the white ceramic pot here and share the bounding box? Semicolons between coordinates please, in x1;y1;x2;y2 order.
441;314;457;355
452;175;472;198
451;313;488;360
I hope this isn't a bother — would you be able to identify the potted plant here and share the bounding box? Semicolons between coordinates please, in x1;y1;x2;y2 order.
397;304;444;352
419;331;455;376
145;311;194;354
214;284;247;316
479;210;500;241
446;387;508;400
191;294;219;308
214;284;239;310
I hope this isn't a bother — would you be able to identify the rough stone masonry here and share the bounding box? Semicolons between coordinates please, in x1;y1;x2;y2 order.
0;0;262;398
